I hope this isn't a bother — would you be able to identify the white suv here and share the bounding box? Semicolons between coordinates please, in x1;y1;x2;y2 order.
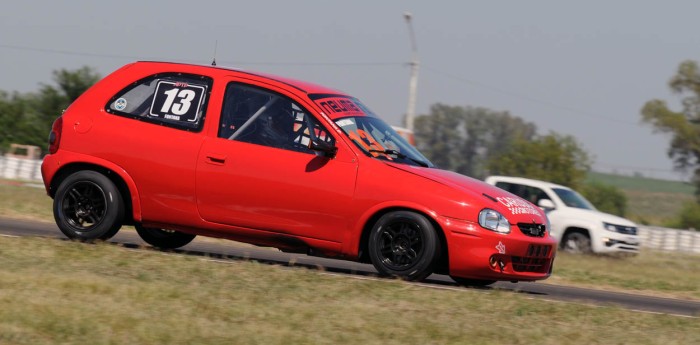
485;176;640;254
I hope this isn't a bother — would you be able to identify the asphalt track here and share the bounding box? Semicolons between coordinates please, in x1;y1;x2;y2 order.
1;217;698;318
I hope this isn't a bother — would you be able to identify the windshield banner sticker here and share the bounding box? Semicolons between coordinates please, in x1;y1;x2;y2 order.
314;97;370;117
496;196;540;215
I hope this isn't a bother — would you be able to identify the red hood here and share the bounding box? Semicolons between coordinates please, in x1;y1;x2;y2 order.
385;163;546;224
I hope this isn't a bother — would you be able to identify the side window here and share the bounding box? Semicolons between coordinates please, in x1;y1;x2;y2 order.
105;73;212;131
218;83;334;154
495;182;550;205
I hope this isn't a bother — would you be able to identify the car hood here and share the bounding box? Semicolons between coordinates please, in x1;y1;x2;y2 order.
557;207;637;227
385;163;546;223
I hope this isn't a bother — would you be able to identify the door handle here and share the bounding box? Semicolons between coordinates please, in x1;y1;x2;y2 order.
205;154;227;165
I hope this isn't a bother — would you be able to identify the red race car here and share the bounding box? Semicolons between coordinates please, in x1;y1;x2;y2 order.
42;61;556;285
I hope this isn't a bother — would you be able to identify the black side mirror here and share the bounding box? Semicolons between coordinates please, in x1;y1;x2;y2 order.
308;140;337;158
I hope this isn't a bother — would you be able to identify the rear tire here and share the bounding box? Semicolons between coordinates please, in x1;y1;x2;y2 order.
135;224;196;249
561;231;592;254
368;211;440;281
53;171;124;241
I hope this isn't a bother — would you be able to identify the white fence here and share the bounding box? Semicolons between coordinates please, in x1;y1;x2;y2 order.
638;226;700;254
0;156;43;181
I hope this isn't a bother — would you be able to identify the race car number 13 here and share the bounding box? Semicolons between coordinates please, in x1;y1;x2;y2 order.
150;81;205;122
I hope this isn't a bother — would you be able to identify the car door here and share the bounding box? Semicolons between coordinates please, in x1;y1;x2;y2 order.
195;81;358;243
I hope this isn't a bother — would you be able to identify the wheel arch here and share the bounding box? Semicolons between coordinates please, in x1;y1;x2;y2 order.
49;162;141;225
561;226;590;245
357;206;449;274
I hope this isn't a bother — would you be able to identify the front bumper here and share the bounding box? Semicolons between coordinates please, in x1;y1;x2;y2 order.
442;217;557;282
595;232;640;253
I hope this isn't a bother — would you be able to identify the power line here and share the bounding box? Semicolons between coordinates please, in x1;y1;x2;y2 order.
0;44;402;67
0;43;649;127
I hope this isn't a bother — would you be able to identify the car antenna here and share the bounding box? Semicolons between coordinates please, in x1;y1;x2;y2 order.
211;40;218;66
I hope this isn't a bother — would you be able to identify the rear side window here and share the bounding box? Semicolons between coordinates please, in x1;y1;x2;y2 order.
106;73;213;131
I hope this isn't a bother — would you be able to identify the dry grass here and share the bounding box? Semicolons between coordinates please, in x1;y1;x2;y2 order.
0;180;53;222
0;236;698;345
550;251;700;300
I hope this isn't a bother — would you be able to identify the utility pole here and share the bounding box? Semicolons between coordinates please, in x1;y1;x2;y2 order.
403;12;419;132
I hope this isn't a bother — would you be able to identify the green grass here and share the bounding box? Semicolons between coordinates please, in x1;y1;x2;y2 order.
586;172;695;225
587;171;695;195
0;236;698;345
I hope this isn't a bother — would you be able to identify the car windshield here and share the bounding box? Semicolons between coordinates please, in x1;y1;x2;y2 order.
552;187;596;210
335;116;433;168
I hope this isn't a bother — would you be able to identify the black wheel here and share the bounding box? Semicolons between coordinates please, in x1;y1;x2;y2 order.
451;276;496;287
368;211;439;281
135;224;196;249
561;231;592;254
53;171;124;241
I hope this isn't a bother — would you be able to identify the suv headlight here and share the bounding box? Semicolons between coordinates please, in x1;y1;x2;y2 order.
603;222;637;235
604;222;617;232
478;209;511;234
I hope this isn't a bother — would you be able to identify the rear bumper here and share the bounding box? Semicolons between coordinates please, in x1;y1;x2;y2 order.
442;217;557;282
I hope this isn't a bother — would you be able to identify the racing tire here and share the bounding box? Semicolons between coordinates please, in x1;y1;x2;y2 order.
561;231;592;254
368;211;440;281
450;277;497;287
135;224;196;249
53;171;124;241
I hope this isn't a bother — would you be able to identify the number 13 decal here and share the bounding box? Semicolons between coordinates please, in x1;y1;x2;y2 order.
150;81;206;122
161;88;196;115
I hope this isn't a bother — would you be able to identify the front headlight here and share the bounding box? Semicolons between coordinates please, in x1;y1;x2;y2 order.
604;222;617;232
478;209;511;234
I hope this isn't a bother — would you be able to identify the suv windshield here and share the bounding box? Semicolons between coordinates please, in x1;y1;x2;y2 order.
552;187;595;210
335;116;433;168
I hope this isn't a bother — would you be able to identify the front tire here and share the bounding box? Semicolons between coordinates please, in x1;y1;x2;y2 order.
53;171;124;241
135;224;196;249
561;231;592;254
368;211;440;281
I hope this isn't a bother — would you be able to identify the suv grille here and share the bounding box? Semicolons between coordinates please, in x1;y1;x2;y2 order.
518;223;546;237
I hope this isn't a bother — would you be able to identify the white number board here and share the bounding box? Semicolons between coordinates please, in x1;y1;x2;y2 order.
149;81;206;122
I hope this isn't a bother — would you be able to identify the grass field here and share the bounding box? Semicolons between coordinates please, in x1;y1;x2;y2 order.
586;171;694;195
586;172;695;225
0;180;52;222
0;236;698;345
1;178;699;343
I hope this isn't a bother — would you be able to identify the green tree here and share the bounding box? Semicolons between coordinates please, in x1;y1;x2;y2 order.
0;66;100;153
641;60;700;202
414;104;536;178
580;181;627;216
670;202;700;230
487;133;591;189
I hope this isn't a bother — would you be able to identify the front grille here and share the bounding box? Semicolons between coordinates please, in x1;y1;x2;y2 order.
512;244;553;273
617;226;637;235
606;223;638;235
518;223;546;237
